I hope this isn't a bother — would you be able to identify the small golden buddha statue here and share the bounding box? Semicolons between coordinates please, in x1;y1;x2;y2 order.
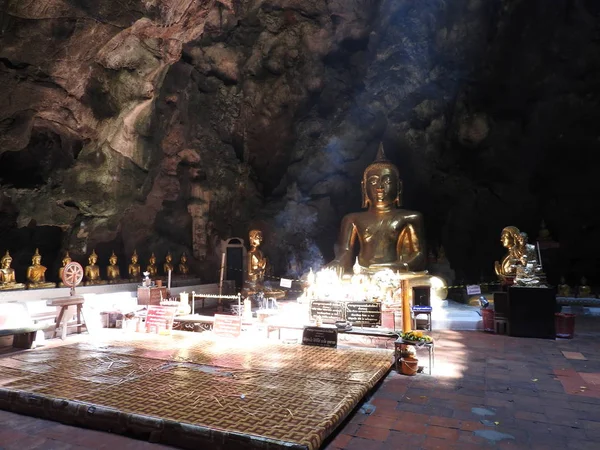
437;246;448;264
537;220;552;241
84;249;106;285
163;251;174;275
327;143;426;275
557;276;571;297
494;226;525;282
26;248;56;289
178;252;189;276
146;252;158;278
58;251;72;287
578;277;592;298
128;250;141;280
0;250;25;290
106;251;122;284
247;230;267;284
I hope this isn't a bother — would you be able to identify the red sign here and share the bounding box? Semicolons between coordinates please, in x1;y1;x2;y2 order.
213;314;242;338
145;305;177;333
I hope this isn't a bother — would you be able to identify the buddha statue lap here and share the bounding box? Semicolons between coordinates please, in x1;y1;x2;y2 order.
494;226;524;283
0;250;25;290
178;252;189;276
106;251;123;284
58;251;72;287
146;253;158;278
26;248;56;289
84;250;106;286
128;250;141;281
327;143;427;277
163;251;174;275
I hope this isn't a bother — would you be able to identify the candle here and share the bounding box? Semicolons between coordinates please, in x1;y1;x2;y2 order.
168;269;172;290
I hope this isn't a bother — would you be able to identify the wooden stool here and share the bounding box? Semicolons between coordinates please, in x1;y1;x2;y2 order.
46;296;87;340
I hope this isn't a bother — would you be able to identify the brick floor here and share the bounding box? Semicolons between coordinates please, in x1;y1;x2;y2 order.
1;317;600;449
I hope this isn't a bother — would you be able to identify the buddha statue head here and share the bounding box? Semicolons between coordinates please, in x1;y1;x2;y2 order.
109;251;118;265
62;251;72;267
361;143;401;210
180;252;187;264
249;230;263;249
131;250;139;264
88;250;98;265
165;252;173;263
500;226;521;250
149;252;156;265
31;248;42;266
1;250;12;269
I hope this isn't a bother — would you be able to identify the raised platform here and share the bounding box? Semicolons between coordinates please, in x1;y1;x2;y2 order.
0;330;392;450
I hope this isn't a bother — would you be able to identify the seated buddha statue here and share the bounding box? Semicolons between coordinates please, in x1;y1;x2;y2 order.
106;251;122;284
0;250;25;290
244;229;285;298
58;251;72;287
578;277;592;298
178;252;189;276
327;143;426;275
163;251;174;275
146;252;158;278
84;250;106;285
514;232;546;286
557;276;572;298
128;250;141;281
494;226;525;283
26;248;56;289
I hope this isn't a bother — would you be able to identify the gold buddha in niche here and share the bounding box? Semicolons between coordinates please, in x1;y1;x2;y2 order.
247;230;267;284
106;251;121;283
26;248;56;289
0;250;25;290
146;253;158;278
163;251;174;274
128;250;141;280
328;143;426;275
84;250;106;285
494;226;524;282
58;251;72;287
178;252;189;276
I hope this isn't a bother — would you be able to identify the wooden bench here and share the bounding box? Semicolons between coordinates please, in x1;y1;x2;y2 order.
0;303;47;349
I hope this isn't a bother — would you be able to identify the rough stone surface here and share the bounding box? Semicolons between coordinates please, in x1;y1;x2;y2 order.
1;0;600;283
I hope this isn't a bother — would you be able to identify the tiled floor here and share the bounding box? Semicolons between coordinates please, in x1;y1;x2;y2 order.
1;318;600;450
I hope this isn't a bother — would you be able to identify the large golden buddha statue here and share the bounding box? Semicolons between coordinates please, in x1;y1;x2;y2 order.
328;143;426;275
0;250;25;290
178;252;189;276
494;226;524;282
26;248;56;289
146;252;158;278
106;251;122;284
84;250;106;285
58;251;72;287
128;250;141;280
163;251;174;274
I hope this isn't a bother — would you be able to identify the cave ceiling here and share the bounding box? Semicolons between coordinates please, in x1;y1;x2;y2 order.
1;0;600;283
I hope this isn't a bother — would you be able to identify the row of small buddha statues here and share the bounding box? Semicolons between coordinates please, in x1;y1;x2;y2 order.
558;276;596;298
0;248;190;290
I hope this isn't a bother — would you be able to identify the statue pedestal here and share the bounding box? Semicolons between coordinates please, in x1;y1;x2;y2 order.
0;283;26;291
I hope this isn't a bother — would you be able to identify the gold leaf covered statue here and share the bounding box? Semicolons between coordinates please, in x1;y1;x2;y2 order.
578;277;592;298
128;250;141;280
84;249;106;285
327;143;426;275
514;232;546;286
26;248;56;289
58;251;72;287
146;252;158;278
106;251;122;284
494;226;524;282
178;252;189;276
0;250;25;290
163;251;174;275
244;230;285;298
557;276;571;297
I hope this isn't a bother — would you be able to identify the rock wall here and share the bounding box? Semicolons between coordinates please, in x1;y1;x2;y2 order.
1;0;600;284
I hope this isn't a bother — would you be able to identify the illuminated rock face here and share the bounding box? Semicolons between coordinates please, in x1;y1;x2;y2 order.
1;1;600;283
